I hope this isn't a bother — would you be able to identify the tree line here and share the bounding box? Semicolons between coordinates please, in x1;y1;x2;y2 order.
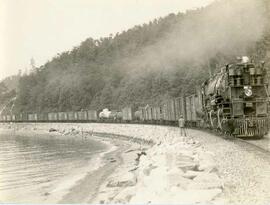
1;0;269;114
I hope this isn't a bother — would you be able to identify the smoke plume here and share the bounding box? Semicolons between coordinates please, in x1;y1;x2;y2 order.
126;0;268;74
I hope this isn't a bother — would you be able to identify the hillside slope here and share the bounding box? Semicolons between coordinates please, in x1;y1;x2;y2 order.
9;0;270;114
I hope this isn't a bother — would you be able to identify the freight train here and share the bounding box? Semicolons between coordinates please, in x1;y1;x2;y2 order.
0;57;269;138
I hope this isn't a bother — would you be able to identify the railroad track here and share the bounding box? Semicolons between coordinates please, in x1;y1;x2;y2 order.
202;127;270;155
237;138;270;153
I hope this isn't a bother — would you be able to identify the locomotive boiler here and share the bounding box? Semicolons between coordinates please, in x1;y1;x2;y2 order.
201;57;269;137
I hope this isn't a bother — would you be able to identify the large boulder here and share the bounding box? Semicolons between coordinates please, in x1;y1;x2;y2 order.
188;172;223;190
182;170;204;179
107;172;137;188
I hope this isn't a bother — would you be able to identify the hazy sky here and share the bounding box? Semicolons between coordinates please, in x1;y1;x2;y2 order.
0;0;214;80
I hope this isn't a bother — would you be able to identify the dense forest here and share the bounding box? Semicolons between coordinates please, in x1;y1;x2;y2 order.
2;0;270;114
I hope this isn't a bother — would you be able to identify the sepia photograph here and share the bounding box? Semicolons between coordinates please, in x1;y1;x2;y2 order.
0;0;270;204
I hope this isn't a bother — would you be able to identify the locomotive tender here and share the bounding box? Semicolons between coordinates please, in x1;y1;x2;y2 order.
0;57;269;138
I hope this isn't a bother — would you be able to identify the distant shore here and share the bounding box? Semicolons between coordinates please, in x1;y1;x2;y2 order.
0;122;223;204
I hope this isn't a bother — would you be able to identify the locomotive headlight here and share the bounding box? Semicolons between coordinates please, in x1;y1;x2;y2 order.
244;86;252;97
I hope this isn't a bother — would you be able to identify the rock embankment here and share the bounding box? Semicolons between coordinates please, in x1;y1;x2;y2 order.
92;135;223;204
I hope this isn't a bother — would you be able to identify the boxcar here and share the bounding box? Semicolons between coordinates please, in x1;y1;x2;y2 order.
77;111;88;121
74;112;79;120
21;113;28;121
48;112;58;121
162;100;169;121
14;114;20;121
163;99;176;122
185;94;200;126
145;106;153;121
152;107;157;121
28;113;38;121
122;107;134;121
87;110;98;121
67;112;75;121
135;107;145;121
12;115;16;121
174;97;186;120
13;114;20;122
58;112;68;121
185;95;194;121
152;106;162;121
6;115;11;121
37;113;48;121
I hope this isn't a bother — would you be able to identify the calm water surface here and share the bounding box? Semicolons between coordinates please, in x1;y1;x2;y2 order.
0;132;107;203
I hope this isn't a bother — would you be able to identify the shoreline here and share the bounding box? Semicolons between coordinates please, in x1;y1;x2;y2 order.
0;123;224;204
58;137;133;203
0;124;143;204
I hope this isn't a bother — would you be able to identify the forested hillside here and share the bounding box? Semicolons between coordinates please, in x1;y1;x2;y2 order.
7;0;270;114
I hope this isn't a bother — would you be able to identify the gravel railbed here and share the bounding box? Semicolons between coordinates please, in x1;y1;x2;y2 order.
239;134;270;153
189;129;270;204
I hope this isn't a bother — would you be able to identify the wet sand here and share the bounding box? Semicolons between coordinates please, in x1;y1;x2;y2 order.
59;138;131;203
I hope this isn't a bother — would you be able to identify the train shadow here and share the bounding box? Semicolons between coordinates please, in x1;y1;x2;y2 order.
238;136;263;141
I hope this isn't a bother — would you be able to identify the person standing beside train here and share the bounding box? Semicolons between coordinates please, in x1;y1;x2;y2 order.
178;115;187;136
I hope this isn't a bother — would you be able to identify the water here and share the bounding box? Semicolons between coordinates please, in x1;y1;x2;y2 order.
0;133;107;203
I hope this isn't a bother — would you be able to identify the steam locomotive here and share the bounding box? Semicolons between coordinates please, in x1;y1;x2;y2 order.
0;57;269;138
201;56;269;137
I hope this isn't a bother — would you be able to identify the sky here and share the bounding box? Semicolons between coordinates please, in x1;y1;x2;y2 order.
0;0;215;80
